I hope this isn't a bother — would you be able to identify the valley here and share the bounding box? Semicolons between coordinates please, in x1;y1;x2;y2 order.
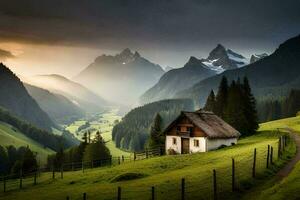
65;109;131;157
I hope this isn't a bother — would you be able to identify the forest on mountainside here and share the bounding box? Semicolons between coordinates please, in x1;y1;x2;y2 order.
112;99;194;151
0;107;74;151
257;89;300;122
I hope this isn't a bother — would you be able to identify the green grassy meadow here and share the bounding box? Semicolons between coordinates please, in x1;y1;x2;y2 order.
0;130;291;200
65;110;131;157
0;122;54;165
242;115;300;200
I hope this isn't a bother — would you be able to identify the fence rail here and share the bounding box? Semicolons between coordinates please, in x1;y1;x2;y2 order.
0;135;290;200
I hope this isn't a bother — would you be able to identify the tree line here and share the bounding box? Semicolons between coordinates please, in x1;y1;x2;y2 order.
0;145;38;176
47;131;110;168
0;107;74;151
257;89;300;122
203;76;258;136
112;99;194;151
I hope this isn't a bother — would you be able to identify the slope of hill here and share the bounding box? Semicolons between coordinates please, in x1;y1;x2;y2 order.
140;45;249;104
0;130;291;200
112;99;194;151
0;121;54;164
23;74;107;113
0;63;55;130
25;84;85;124
177;34;300;107
241;115;300;200
73;48;165;105
140;57;216;104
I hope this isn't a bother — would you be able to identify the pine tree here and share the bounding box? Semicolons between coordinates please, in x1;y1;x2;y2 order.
242;77;258;135
149;113;163;148
204;90;216;112
215;76;228;118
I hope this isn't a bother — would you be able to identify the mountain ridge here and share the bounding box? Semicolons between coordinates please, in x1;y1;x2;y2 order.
176;34;300;107
0;63;55;131
73;48;165;105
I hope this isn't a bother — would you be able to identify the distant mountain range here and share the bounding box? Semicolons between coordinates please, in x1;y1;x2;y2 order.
23;74;107;113
250;53;268;63
176;34;300;107
73;48;165;105
0;63;55;131
25;84;85;124
140;44;249;104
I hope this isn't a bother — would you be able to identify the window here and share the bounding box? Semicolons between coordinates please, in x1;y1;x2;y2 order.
172;138;177;145
176;126;181;132
194;139;199;147
187;127;193;133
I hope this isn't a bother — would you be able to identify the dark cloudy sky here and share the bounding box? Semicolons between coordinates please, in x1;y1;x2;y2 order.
0;0;300;77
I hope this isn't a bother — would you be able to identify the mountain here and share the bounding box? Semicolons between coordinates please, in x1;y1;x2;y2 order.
73;48;165;105
25;84;85;124
140;45;249;104
176;34;300;107
201;44;249;73
23;74;107;113
0;63;55;131
140;57;216;104
250;53;268;63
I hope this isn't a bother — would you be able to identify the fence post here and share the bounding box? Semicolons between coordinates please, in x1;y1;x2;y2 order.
151;186;155;200
82;161;84;173
34;172;37;185
72;162;74;171
232;158;235;192
118;157;121;165
213;169;217;200
52;166;55;179
110;156;112;166
83;192;86;200
117;186;121;200
282;136;285;152
146;148;149;159
61;165;64;179
267;145;270;169
160;146;163;156
66;196;70;200
3;177;6;192
181;178;185;200
270;146;274;165
278;137;282;159
252;148;256;178
134;152;136;161
91;160;94;169
285;135;288;147
19;173;23;189
122;155;124;163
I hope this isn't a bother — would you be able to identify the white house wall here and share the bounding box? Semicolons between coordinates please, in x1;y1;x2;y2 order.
166;136;182;154
166;136;207;154
189;137;206;153
206;138;237;151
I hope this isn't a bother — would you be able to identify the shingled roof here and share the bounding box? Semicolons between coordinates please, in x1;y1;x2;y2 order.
164;110;241;139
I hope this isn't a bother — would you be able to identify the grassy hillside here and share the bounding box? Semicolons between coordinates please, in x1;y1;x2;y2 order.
242;115;300;200
0;122;54;165
0;130;292;200
259;115;300;132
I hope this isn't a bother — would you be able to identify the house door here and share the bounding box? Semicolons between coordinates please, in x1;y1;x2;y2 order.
181;138;190;154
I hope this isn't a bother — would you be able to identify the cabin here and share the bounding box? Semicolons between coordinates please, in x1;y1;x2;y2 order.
164;110;240;154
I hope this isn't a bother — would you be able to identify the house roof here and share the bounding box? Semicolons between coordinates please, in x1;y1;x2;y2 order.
164;110;241;139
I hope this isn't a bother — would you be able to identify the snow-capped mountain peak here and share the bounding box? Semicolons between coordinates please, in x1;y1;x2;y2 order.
200;45;249;73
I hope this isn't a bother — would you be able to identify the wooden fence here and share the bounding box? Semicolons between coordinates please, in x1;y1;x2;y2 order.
0;136;290;200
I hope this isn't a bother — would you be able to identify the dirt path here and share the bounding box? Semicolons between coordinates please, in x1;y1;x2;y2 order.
276;128;300;179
